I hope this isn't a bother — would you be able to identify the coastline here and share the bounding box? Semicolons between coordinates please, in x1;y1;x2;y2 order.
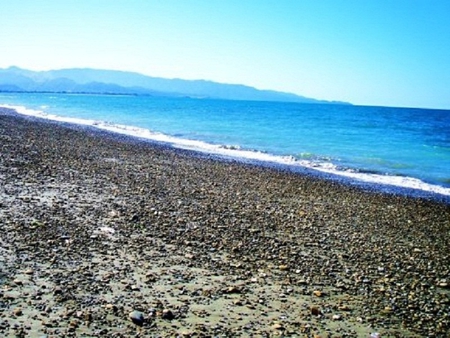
2;101;450;200
1;107;449;336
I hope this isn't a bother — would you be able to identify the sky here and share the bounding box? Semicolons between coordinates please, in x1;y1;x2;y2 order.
1;0;450;109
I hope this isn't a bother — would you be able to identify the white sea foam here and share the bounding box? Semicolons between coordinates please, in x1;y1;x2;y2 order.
3;104;450;197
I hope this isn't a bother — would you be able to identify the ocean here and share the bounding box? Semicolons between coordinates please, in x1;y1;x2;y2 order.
1;92;449;199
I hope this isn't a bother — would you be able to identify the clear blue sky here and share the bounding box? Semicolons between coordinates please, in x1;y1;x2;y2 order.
1;0;449;109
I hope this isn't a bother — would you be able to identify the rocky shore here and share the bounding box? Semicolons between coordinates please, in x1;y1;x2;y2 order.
1;108;449;337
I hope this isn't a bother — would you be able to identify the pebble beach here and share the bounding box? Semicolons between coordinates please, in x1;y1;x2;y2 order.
1;107;449;337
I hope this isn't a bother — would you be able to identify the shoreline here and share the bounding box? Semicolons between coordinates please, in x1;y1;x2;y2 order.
2;102;450;201
1;108;449;337
3;104;450;204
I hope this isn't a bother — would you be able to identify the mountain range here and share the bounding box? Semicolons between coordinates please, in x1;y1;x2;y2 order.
0;66;347;104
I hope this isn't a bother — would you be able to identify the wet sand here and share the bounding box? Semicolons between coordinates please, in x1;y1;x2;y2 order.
1;108;449;337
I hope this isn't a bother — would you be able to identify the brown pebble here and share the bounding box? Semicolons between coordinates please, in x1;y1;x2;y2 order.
338;304;351;311
69;319;79;328
381;307;393;315
13;308;23;316
279;265;289;271
310;306;321;316
272;322;284;330
313;290;322;297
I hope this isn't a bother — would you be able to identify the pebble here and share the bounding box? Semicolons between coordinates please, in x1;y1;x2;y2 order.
129;310;145;326
278;265;289;271
161;309;175;320
310;306;321;316
271;323;284;330
13;278;23;286
313;290;322;297
338;304;351;311
225;286;241;294
53;286;62;295
105;303;118;312
13;308;23;316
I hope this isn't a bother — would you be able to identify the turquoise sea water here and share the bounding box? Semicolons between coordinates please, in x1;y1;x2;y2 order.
1;93;449;197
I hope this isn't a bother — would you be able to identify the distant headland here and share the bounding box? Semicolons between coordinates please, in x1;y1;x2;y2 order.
0;66;349;105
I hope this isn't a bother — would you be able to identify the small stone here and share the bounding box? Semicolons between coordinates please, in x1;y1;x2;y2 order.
69;319;79;328
84;312;93;322
24;269;34;275
338;304;351;311
105;303;118;312
129;310;145;326
332;314;342;321
335;281;347;289
381;306;393;315
13;279;23;286
272;322;284;330
53;286;63;295
161;309;175;320
42;320;52;328
145;273;157;283
13;308;23;316
279;265;289;271
225;286;241;294
108;210;119;218
313;290;322;297
310;306;321;316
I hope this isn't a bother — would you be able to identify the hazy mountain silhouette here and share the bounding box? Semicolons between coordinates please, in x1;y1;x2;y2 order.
0;66;348;104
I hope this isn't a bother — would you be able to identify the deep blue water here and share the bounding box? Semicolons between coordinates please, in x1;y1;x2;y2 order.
1;93;449;196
